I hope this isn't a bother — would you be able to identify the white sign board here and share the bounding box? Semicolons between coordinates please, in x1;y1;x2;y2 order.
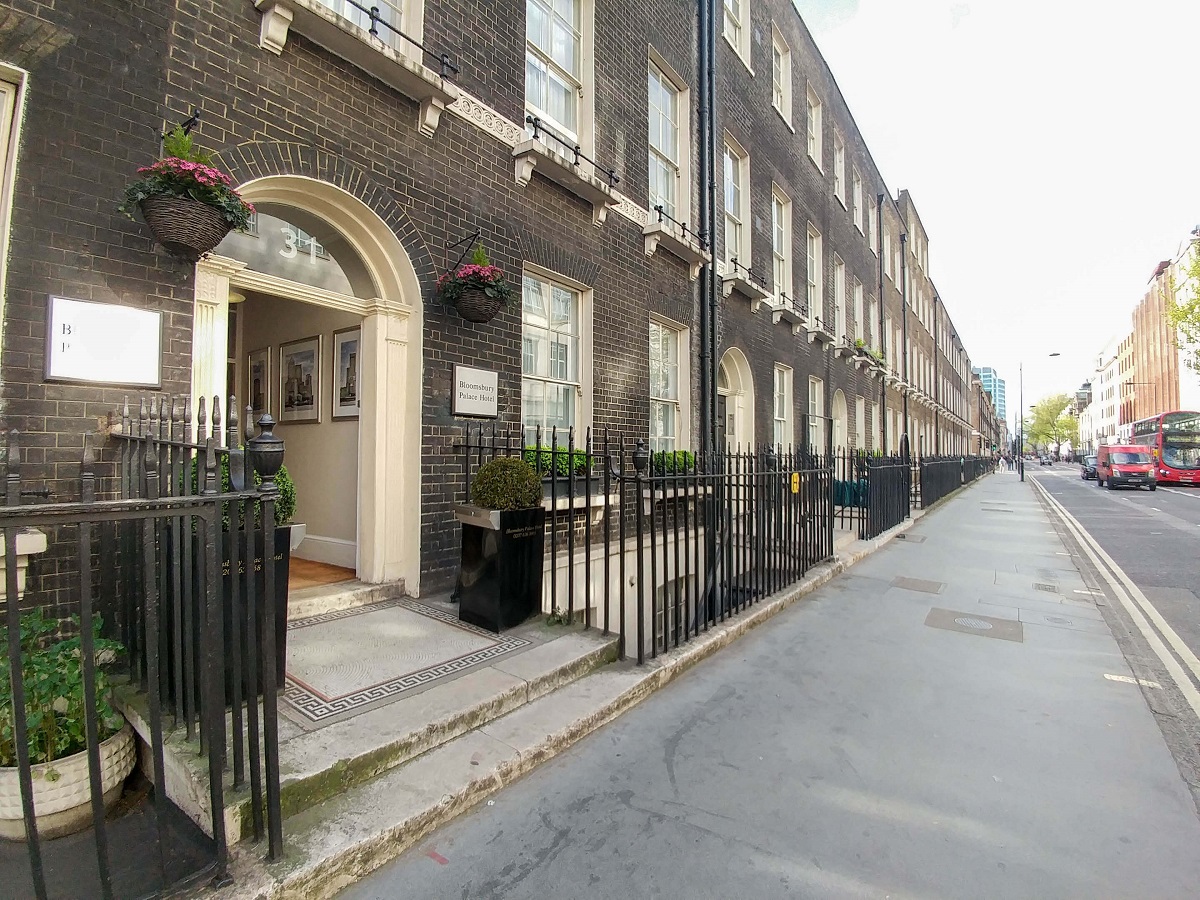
45;296;163;388
453;365;498;418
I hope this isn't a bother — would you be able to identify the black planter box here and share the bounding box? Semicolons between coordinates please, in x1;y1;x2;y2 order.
454;506;546;632
164;525;292;710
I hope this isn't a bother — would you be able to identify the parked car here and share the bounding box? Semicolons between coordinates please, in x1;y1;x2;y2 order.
1096;444;1156;491
1080;455;1098;480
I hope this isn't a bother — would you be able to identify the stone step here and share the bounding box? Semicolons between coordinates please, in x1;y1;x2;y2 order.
118;626;620;847
286;579;405;621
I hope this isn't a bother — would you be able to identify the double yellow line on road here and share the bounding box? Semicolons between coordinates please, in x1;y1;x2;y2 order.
1030;477;1200;722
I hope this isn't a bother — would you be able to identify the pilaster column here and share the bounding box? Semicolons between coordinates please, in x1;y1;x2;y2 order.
192;257;248;439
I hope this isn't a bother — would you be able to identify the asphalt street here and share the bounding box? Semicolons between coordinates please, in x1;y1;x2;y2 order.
1029;463;1200;672
340;472;1200;900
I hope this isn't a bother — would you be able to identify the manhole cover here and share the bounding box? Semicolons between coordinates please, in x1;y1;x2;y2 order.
1034;583;1058;593
1045;616;1073;625
954;616;994;630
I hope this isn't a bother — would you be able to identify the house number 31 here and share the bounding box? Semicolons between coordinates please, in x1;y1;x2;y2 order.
278;226;320;263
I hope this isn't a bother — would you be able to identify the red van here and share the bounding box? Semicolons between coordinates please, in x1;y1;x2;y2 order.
1096;444;1157;491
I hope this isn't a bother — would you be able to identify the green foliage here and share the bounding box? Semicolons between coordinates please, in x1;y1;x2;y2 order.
120;125;255;231
651;450;695;475
472;456;543;510
0;611;125;767
1168;249;1200;375
1025;393;1079;450
522;445;590;477
188;453;297;527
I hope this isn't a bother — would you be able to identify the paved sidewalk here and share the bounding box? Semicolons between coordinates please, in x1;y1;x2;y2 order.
342;473;1200;899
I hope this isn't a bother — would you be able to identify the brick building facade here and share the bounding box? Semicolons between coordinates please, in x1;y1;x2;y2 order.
0;0;989;601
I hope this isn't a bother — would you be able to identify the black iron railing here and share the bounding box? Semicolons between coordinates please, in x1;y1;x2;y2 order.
332;0;458;77
651;205;707;250
917;455;991;508
524;116;620;186
456;425;836;664
724;256;759;284
2;396;286;899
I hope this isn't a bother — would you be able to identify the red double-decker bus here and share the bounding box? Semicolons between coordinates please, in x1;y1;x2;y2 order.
1129;410;1200;485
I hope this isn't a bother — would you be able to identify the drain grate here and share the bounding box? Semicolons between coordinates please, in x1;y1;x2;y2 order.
1045;615;1073;625
1034;582;1058;593
954;616;994;630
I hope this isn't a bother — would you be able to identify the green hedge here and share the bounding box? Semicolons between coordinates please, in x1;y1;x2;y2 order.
473;456;543;510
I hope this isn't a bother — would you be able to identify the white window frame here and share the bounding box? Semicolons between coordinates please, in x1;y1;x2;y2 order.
649;316;690;453
833;130;845;205
808;376;825;451
723;135;751;268
525;0;595;155
855;396;866;449
722;0;752;69
805;224;822;328
773;364;793;450
806;85;822;169
884;314;893;368
770;25;791;125
883;232;892;279
853;278;864;343
872;401;881;451
521;266;593;443
869;298;879;350
833;256;846;342
771;185;791;303
647;52;692;225
868;202;878;253
851;167;863;232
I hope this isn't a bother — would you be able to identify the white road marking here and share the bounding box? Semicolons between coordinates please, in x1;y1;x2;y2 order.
1151;507;1161;512
1160;487;1200;500
1056;552;1070;556
1104;673;1162;689
1032;480;1200;723
1074;589;1103;596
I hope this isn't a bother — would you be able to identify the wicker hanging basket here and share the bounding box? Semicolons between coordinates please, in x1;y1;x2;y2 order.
453;287;503;324
138;195;232;261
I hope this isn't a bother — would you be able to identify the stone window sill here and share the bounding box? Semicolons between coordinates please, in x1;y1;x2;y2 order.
643;222;710;280
513;139;618;226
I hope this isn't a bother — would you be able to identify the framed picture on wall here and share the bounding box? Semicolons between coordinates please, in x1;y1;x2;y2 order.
279;335;321;424
247;347;271;423
332;326;360;419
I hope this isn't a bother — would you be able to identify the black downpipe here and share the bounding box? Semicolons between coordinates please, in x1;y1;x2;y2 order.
900;231;910;461
705;0;719;454
876;193;886;454
933;294;940;454
697;0;711;454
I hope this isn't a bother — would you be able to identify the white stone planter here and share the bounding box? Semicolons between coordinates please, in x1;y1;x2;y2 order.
0;529;47;603
0;721;135;841
288;522;306;551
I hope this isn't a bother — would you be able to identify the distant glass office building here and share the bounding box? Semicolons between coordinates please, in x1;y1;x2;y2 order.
973;367;1007;424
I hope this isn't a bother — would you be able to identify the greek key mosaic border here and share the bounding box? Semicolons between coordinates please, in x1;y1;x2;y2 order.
284;599;531;722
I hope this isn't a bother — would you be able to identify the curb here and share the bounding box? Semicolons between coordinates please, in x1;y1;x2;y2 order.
216;498;945;899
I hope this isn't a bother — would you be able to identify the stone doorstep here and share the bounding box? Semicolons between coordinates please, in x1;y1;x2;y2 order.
286;579;406;621
116;629;619;848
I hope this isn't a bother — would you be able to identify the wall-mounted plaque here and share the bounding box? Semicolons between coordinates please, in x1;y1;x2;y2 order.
45;296;163;388
453;365;498;418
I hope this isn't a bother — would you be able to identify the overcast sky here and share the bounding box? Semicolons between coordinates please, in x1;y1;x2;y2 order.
793;0;1200;428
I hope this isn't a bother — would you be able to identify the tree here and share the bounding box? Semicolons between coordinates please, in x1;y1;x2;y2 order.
1168;242;1200;375
1024;393;1079;452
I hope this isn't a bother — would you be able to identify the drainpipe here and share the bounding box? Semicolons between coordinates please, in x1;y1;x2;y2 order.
900;231;910;460
933;294;940;454
697;0;711;454
876;193;886;454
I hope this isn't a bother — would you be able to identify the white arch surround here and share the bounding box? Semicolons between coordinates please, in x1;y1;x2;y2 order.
193;175;423;593
832;389;848;450
717;347;755;451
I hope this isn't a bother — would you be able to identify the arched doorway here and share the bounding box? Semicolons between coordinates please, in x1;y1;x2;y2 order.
832;389;848;450
717;348;755;451
192;176;422;591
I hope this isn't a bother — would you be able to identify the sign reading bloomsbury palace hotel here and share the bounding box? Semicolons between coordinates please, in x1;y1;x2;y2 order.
452;364;498;418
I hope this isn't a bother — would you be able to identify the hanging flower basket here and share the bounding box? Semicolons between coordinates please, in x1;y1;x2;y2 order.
435;244;515;325
138;195;232;261
120;125;255;262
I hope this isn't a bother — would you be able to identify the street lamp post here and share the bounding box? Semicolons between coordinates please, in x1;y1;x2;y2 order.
1019;352;1060;483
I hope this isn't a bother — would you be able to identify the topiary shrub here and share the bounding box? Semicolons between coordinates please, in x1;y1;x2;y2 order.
188;454;297;527
472;456;543;511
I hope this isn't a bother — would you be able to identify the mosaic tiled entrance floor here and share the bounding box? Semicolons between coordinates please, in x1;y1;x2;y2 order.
283;599;530;722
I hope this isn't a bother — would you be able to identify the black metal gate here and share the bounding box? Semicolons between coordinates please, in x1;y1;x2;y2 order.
2;395;285;899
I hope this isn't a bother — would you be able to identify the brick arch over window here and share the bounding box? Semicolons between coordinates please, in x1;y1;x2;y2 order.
214;141;435;295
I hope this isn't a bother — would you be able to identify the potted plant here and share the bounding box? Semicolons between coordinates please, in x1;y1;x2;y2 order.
453;456;546;632
1;612;134;841
120;125;255;261
177;454;298;702
435;245;517;324
523;444;592;498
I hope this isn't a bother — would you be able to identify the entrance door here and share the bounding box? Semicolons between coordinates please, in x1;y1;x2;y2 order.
717;349;754;451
